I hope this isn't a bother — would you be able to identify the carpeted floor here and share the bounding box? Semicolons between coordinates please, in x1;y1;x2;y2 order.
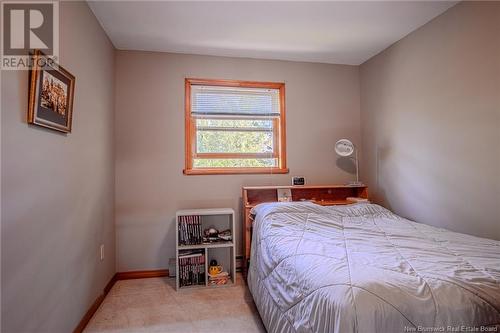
84;273;266;333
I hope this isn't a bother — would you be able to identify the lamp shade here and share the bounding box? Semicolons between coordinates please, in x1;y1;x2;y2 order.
335;139;355;157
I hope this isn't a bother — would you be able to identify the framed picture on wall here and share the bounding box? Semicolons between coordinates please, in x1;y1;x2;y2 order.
28;50;76;133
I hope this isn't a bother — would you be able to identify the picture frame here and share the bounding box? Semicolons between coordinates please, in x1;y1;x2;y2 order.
277;188;292;202
28;50;75;133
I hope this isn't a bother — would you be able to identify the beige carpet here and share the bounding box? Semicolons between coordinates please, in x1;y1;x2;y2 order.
84;273;266;333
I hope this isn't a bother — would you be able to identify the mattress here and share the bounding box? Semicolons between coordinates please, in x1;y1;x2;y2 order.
247;202;500;333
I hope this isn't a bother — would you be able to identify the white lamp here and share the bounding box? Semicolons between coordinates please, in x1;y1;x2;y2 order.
334;139;363;186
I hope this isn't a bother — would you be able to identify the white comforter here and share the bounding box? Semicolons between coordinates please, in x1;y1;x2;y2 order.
247;202;500;333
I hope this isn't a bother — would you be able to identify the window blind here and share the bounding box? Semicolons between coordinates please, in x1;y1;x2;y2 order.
191;85;280;117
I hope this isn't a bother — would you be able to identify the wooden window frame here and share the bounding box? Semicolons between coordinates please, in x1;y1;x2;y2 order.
184;78;288;175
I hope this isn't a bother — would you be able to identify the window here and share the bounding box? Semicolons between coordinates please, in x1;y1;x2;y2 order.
184;78;288;175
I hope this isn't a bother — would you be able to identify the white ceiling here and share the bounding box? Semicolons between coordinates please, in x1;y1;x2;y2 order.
88;1;456;65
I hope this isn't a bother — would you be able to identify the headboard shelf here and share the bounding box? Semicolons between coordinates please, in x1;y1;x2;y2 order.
241;184;368;275
243;185;367;207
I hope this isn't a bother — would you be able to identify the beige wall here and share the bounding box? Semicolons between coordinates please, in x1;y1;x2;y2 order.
115;51;360;271
360;2;500;240
1;2;115;332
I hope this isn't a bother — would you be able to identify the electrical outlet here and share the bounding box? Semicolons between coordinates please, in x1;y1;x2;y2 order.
100;244;104;261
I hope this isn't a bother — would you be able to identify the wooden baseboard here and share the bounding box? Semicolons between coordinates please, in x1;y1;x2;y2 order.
116;269;169;280
73;293;106;333
73;269;169;333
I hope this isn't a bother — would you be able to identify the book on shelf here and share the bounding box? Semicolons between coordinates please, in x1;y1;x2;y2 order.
208;271;230;285
178;252;203;259
178;215;202;245
178;249;205;287
346;197;369;203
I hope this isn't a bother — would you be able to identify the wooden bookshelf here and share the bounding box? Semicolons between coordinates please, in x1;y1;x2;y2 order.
242;185;368;275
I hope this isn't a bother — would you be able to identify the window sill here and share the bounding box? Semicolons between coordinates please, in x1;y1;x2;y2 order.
183;167;289;175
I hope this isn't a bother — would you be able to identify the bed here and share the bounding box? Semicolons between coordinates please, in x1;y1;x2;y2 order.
247;202;500;333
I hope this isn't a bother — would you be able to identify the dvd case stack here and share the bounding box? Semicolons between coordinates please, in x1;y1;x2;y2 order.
178;215;202;245
178;250;205;287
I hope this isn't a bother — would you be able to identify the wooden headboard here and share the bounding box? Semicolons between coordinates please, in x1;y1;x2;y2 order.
241;185;368;274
